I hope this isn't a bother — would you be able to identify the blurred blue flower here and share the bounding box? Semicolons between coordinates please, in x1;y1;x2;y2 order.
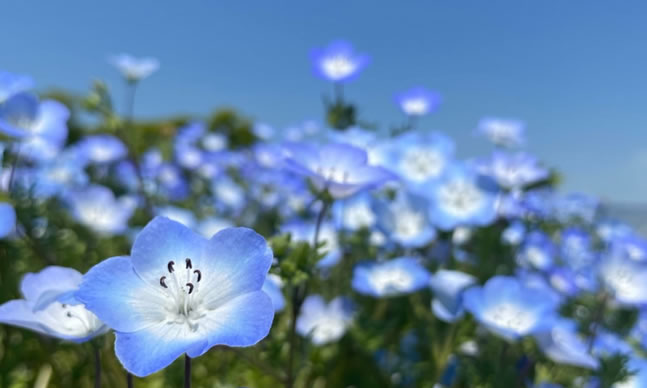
76;217;274;376
0;70;33;103
282;220;341;268
333;193;377;231
609;233;647;262
66;185;135;235
463;276;558;341
429;269;477;323
76;134;127;164
296;295;353;345
262;274;285;312
560;227;597;271
592;330;633;357
552;192;598;224
394;87;442;117
476;117;525;148
0;202;16;238
352;257;430;297
198;217;235;239
283;142;395;199
502;221;526;245
109;53;159;82
310;40;369;83
597;250;647;306
381;131;454;191
212;175;246;213
374;190;436;248
0;266;107;342
426;162;499;230
535;318;599;369
516;230;556;270
477;151;549;191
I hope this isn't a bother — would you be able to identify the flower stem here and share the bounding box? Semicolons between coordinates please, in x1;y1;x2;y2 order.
587;292;609;352
184;354;191;388
126;373;134;388
93;345;101;388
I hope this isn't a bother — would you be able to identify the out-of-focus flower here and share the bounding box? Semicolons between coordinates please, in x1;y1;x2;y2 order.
552;192;598;224
66;185;135;235
333;193;377;231
262;274;285;312
0;70;33;103
109;54;159;82
477;151;549;191
429;269;477;323
394;87;441;117
592;330;633;357
352;257;430;297
426;162;499;230
463;276;558;341
76;134;127;164
310;40;369;83
374;190;436;248
598;251;647;307
535;318;599;370
0;266;107;342
212;175;246;213
283;142;395;199
502;221;526;245
282;220;341;268
198;217;234;239
516;231;556;270
296;295;353;345
560;228;596;271
609;233;647;262
476;117;525;148
76;217;274;376
0;202;16;238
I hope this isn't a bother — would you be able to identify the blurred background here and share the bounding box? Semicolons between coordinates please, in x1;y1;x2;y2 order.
2;1;646;210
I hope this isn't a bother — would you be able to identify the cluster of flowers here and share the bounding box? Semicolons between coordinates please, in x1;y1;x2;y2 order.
0;41;645;387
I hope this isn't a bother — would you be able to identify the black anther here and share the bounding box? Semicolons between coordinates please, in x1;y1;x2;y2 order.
193;269;202;282
167;261;175;273
160;276;168;288
185;258;192;269
186;283;194;294
66;312;72;318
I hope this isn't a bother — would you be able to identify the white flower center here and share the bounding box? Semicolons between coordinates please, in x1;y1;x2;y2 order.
603;265;638;299
343;202;376;229
401;98;429;116
77;203;119;231
614;376;638;388
311;317;347;344
400;147;444;182
91;147;116;162
369;267;414;294
437;178;484;217
316;165;351;184
482;303;535;333
158;259;205;331
321;55;356;80
525;246;549;268
393;209;425;239
41;302;103;338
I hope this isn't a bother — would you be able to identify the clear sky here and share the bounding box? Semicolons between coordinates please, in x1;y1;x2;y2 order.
2;1;646;203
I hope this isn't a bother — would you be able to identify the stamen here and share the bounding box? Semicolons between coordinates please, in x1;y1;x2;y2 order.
185;258;192;269
193;270;202;282
160;276;168;288
167;260;175;273
186;283;194;294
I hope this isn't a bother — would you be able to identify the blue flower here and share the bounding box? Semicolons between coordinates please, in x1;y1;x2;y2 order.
310;40;370;83
429;269;477;322
76;217;275;376
426;162;499;230
76;134;127;164
592;330;633;357
560;227;597;271
296;295;353;345
109;54;159;82
262;274;285;312
333;193;377;231
476;117;525;148
0;202;16;238
516;231;556;270
463;276;558;341
381;131;455;191
66;185;135;235
281;220;341;268
598;250;647;306
535;318;599;370
394;87;442;117
552;192;598;224
283;142;396;199
608;233;647;262
0;70;33;103
477;151;549;191
352;257;430;297
374;190;436;248
0;266;108;342
22;149;89;198
502;221;526;245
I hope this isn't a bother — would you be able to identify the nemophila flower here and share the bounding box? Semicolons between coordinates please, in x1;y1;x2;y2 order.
609;233;647;262
175;142;204;169
76;217;274;376
477;151;549;191
66;185;135;235
517;270;563;306
212;175;246;213
394;87;442;117
429;270;477;323
76;134;127;164
19;149;89;198
109;53;159;82
310;40;370;83
296;295;353;345
328;126;386;165
502;221;526;245
283;142;395;199
262;274;285;312
154;163;189;201
282;220;341;268
560;227;596;270
0;266;107;342
592;330;632;357
596;220;633;243
516;231;556;270
333;193;377;231
0;202;16;238
0;70;33;103
463;276;558;341
535;318;598;370
547;266;580;297
426;162;499;230
552;192;598;224
597;251;647;306
374;190;436;248
382;131;455;191
352;257;430;297
476;117;525;148
253;122;275;141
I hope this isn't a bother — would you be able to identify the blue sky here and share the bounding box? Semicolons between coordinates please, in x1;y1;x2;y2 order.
3;1;646;202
